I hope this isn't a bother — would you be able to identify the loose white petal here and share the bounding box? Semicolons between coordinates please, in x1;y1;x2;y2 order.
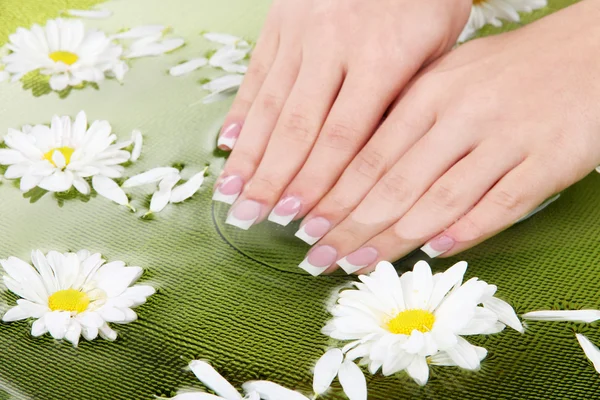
338;361;367;400
203;32;243;45
123;167;179;187
170;170;206;203
312;349;343;395
522;310;600;323
576;334;600;374
150;173;180;212
241;382;310;400
482;295;524;333
209;46;247;68
189;360;243;400
130;129;143;162
202;74;244;93
67;9;112;19
169;58;208;76
92;175;129;205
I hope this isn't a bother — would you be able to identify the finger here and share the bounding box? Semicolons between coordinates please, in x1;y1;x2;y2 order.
217;4;281;150
422;158;561;258
224;57;344;229
337;142;524;274
294;83;436;245
265;69;401;226
212;47;301;204
297;122;473;275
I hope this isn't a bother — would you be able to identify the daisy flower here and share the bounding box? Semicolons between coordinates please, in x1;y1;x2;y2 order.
171;360;310;400
0;111;133;206
1;250;155;347
458;0;547;43
2;18;126;90
318;260;523;387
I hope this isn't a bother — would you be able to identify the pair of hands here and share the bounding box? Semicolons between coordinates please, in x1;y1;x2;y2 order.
213;0;600;275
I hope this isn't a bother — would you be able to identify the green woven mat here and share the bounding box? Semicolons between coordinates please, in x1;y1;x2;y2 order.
1;0;598;399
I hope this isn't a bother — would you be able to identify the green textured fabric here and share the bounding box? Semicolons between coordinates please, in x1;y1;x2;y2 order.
1;1;598;400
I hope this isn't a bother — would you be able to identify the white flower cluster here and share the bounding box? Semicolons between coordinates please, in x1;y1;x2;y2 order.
313;260;523;397
0;112;206;213
458;0;547;43
168;32;251;103
0;19;184;91
1;250;155;347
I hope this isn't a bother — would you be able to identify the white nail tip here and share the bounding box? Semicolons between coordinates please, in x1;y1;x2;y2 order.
298;258;327;277
267;210;298;227
337;258;364;274
212;189;239;205
295;226;321;245
217;136;237;150
420;243;446;259
225;213;257;230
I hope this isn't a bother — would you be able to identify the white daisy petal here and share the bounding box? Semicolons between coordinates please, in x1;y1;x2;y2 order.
241;381;310;400
202;74;244;93
122;167;179;187
169;58;208;76
2;306;30;322
45;311;71;339
443;337;483;370
482;294;523;333
130;129;143;162
429;346;487;366
203;32;244;46
406;356;429;386
49;74;70;91
150;173;181;212
312;349;343;395
338;361;367;400
576;334;600;374
189;361;243;400
170;170;206;203
92;175;129;206
522;310;600;323
31;317;48;337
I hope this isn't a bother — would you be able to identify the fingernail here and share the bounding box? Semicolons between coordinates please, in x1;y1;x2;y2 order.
298;245;338;276
213;175;243;204
421;235;455;258
268;195;301;226
218;123;242;150
337;247;378;274
295;217;331;245
226;199;261;230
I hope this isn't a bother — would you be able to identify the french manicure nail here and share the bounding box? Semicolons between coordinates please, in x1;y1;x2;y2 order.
212;175;243;204
295;217;331;245
298;245;338;276
421;235;455;258
226;199;261;230
337;247;378;274
218;123;242;150
268;195;301;226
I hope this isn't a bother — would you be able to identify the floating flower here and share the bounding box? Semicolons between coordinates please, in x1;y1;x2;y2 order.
318;261;522;387
171;360;309;400
2;18;125;90
0;111;135;206
1;250;155;347
458;0;547;43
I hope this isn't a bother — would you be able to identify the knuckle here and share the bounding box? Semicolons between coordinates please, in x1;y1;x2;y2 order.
489;189;524;214
247;173;282;200
375;171;412;204
229;148;260;173
455;214;485;241
352;148;386;180
320;122;362;152
429;184;460;211
321;192;355;217
259;92;284;115
280;110;315;144
246;61;269;82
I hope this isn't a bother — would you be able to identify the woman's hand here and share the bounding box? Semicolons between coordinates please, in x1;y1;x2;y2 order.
213;0;471;229
297;0;600;276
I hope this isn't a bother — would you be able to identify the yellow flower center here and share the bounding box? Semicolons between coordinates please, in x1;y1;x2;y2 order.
49;51;79;65
48;289;90;313
387;309;435;335
43;146;75;167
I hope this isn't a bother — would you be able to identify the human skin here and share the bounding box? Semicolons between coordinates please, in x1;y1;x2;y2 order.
301;0;600;274
213;0;472;226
